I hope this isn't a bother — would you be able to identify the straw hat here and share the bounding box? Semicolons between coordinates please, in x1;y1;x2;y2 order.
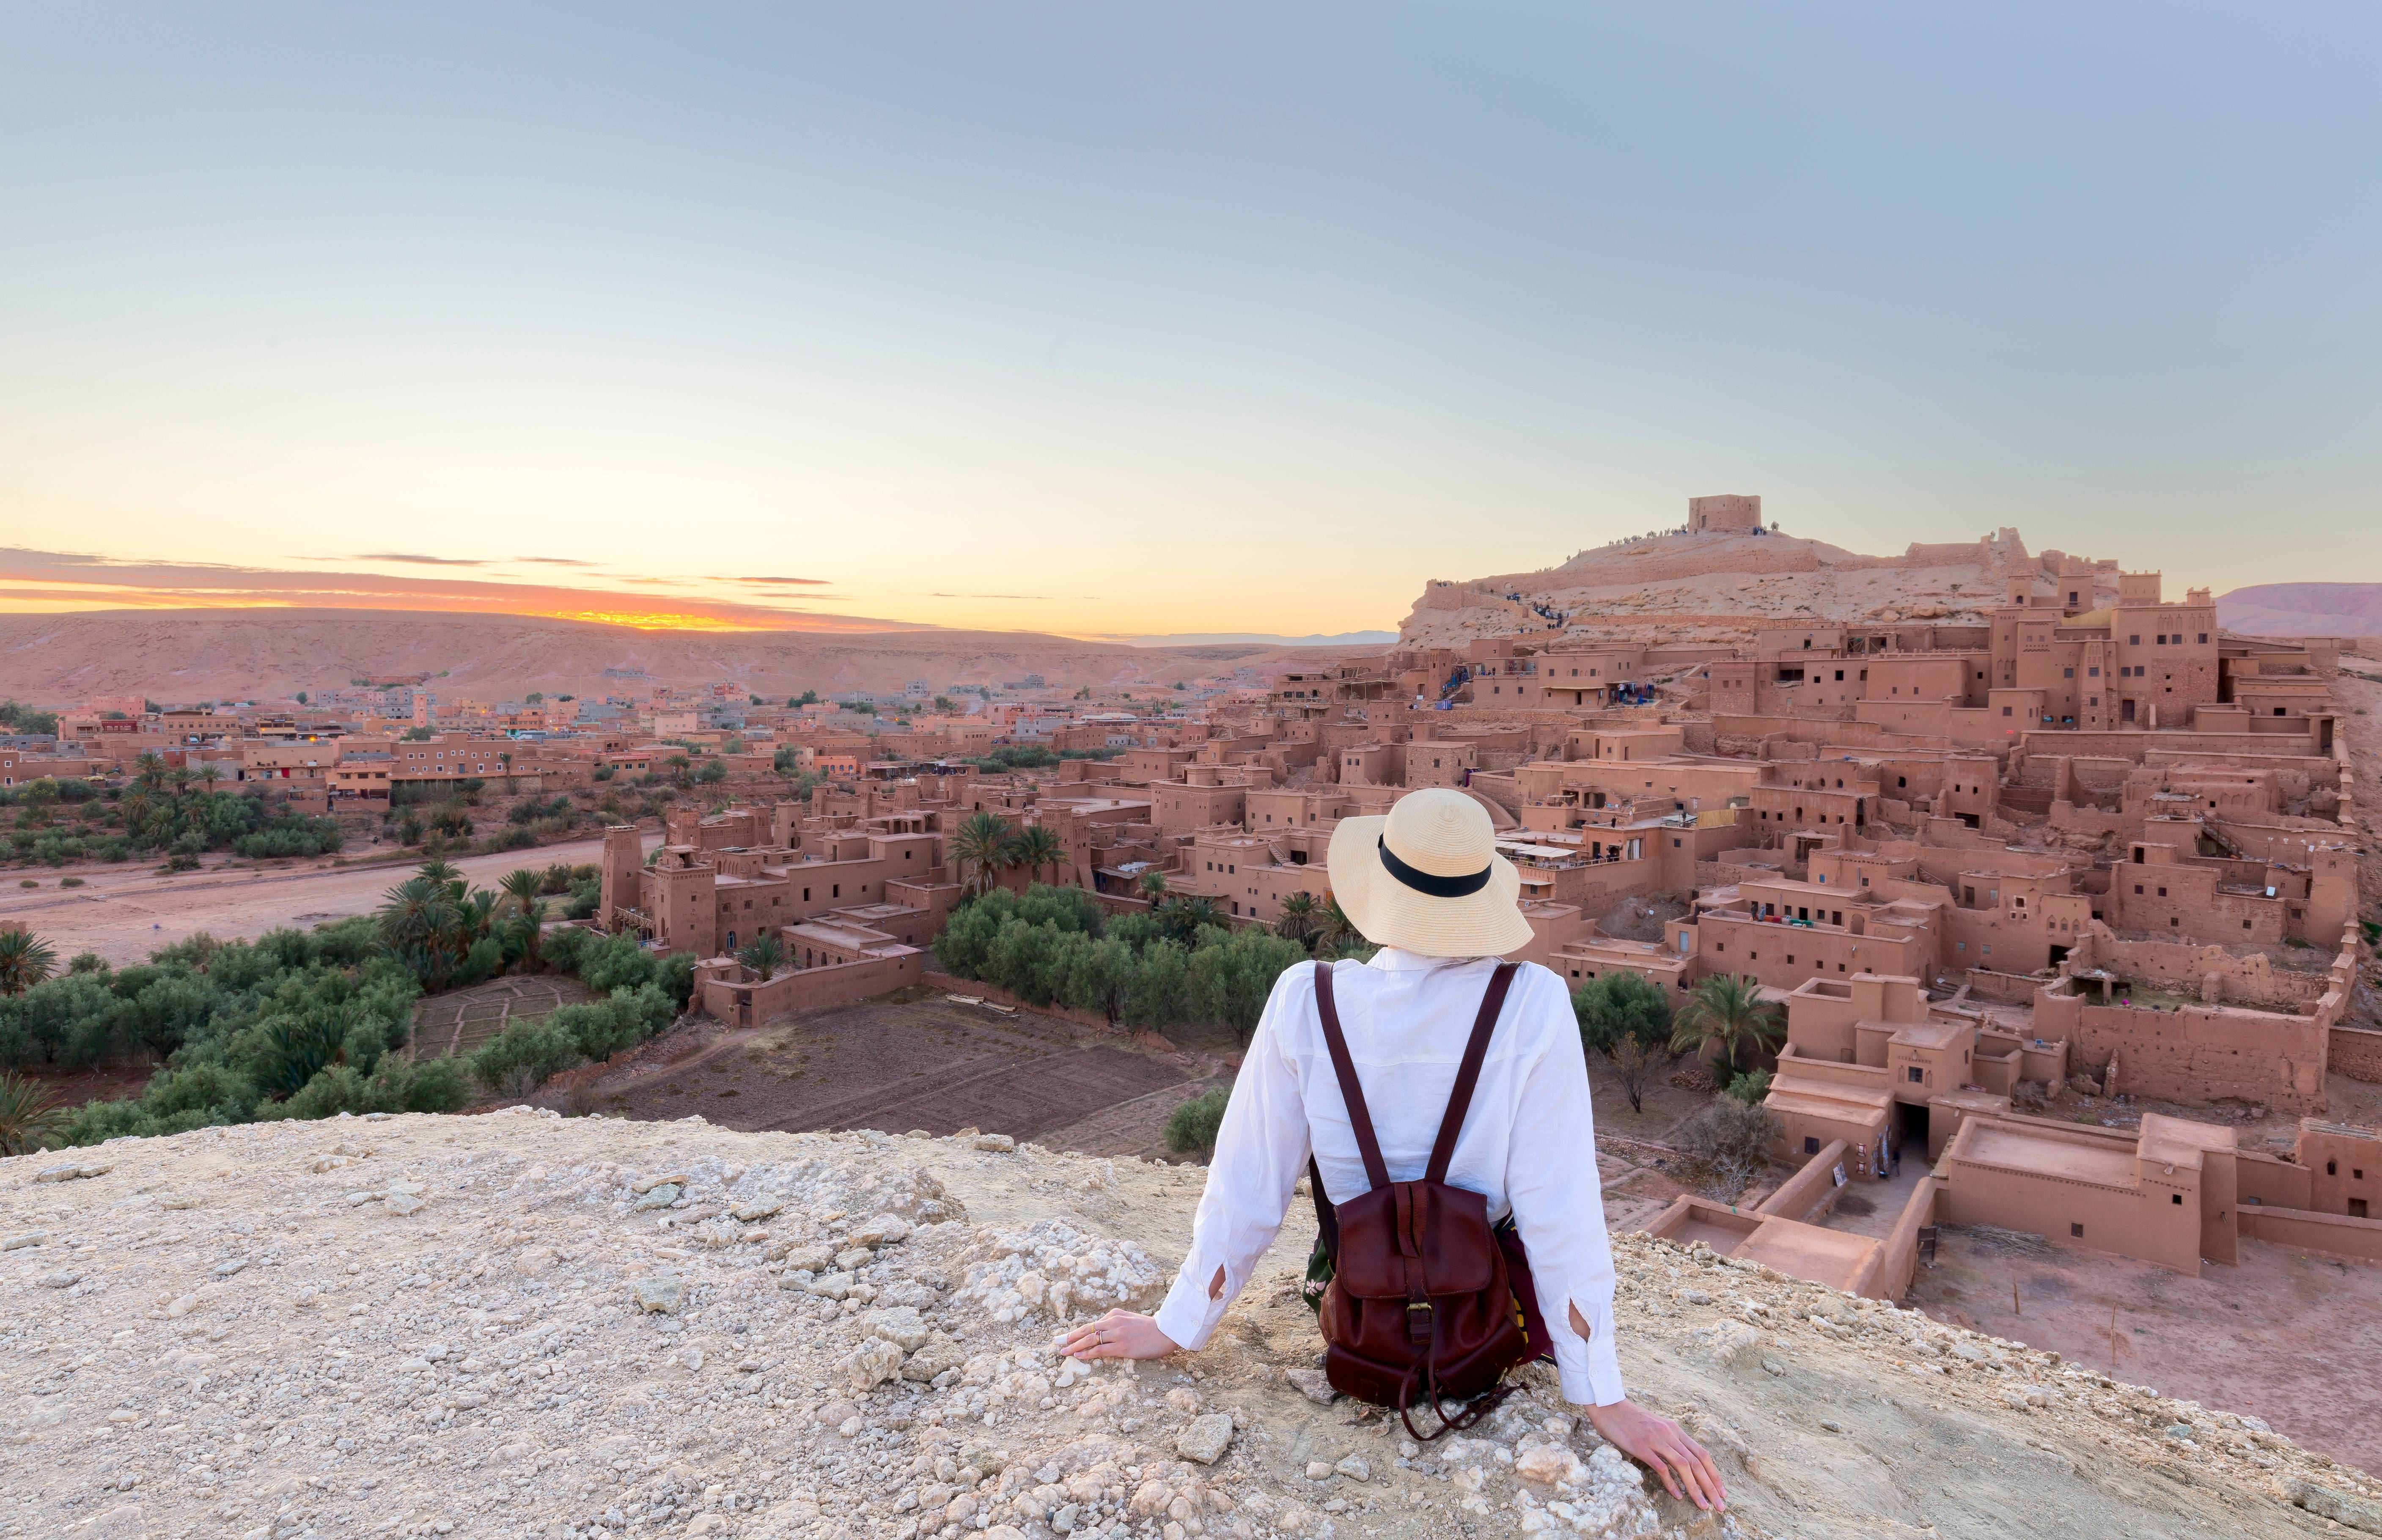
1326;788;1533;958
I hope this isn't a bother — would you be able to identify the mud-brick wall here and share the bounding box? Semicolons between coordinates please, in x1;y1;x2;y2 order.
704;951;923;1024
2079;1002;2329;1111
2330;1026;2382;1084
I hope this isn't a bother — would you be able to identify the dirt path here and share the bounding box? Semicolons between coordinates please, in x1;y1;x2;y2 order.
0;830;646;965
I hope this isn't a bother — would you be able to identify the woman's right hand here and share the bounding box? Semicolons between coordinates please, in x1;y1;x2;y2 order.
1583;1397;1727;1512
1054;1309;1179;1362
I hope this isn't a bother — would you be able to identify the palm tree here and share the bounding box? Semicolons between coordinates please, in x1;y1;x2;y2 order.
950;811;1017;897
1013;824;1065;885
1275;891;1319;948
416;856;463;888
197;761;224;791
1316;892;1366;955
1159;895;1225;945
0;1071;65;1155
376;875;464;989
1668;974;1785;1083
0;929;57;995
736;932;788;979
1137;870;1169;903
497;868;547;966
667;753;692;789
496;867;543;915
134;751;166;791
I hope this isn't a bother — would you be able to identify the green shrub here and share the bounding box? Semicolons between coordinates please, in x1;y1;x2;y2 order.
546;994;650;1062
1722;1067;1774;1105
1165;1086;1231;1158
367;1054;473;1113
470;1018;585;1099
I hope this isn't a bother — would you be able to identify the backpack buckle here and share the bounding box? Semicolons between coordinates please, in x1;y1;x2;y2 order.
1405;1298;1433;1344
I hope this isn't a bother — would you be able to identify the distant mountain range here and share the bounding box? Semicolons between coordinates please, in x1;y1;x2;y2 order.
1118;630;1398;648
2215;584;2382;638
0;609;1345;703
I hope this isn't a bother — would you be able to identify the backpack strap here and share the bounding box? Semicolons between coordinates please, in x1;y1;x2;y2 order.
1425;963;1518;1186
1312;961;1392;1191
1306;1155;1339;1265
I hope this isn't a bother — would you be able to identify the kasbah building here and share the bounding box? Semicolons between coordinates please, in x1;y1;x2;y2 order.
575;493;2375;1310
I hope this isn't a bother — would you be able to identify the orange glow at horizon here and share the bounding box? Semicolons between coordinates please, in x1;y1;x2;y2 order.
538;608;771;632
0;576;922;634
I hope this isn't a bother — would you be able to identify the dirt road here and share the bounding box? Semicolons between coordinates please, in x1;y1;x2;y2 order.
0;831;649;966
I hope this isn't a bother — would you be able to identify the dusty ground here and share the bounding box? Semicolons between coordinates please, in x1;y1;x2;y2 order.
0;832;640;968
1903;1227;2382;1477
6;1113;2376;1540
595;996;1209;1151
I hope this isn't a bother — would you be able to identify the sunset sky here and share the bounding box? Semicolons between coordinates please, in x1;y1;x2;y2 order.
4;5;2378;638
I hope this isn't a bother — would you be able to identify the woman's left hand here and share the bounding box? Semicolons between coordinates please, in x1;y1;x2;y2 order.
1056;1310;1179;1362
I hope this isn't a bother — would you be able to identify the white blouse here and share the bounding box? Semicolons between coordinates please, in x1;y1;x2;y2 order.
1151;946;1626;1407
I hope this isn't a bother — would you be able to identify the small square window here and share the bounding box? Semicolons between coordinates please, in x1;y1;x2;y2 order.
2071;1223;2084;1238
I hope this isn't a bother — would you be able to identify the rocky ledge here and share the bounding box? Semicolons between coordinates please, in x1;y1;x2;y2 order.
3;1111;2376;1540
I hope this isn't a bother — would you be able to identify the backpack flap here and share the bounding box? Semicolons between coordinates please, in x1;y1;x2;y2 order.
1327;1179;1500;1300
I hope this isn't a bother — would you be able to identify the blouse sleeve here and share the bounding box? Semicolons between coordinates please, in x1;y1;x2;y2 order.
1150;965;1316;1352
1502;965;1629;1406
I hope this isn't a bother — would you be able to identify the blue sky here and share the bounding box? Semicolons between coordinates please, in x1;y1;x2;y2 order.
2;3;2377;635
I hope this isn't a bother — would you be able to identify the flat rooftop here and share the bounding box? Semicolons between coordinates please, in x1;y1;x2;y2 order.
1765;1084;1894;1120
1886;1018;1968;1050
1954;1122;2139;1189
1735;1219;1883;1295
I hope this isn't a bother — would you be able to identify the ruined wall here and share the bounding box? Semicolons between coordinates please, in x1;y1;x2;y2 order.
2236;1206;2382;1263
700;950;923;1025
2074;932;2335;1012
2078;1002;2330;1110
2330;1026;2382;1084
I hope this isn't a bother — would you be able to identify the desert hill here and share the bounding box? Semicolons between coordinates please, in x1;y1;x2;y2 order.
2218;583;2382;640
0;610;1338;705
1400;527;2052;648
5;1112;2372;1539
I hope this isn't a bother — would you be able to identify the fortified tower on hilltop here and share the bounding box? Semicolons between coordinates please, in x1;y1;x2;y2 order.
1688;493;1762;533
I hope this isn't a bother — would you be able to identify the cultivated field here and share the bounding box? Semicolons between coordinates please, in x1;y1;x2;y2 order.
594;994;1214;1156
410;974;599;1061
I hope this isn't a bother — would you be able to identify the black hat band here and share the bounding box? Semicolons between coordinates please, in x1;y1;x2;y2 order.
1377;835;1492;899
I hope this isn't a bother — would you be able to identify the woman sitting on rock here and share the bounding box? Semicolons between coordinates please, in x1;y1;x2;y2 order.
1058;788;1726;1513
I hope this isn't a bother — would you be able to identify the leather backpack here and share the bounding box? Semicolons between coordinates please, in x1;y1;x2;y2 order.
1308;960;1531;1439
